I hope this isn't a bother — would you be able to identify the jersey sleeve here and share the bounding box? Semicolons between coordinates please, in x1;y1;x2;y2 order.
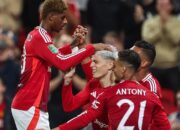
32;36;95;71
81;60;93;81
58;44;72;54
155;80;162;99
151;102;171;129
59;94;106;130
62;81;91;112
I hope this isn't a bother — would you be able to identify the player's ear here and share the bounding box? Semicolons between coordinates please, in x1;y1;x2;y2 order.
108;60;114;70
122;66;126;73
48;13;55;22
141;60;149;68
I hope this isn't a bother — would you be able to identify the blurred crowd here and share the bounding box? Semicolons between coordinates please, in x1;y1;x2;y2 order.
0;0;179;129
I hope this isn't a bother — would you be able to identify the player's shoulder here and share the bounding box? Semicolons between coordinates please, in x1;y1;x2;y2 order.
31;26;52;43
142;73;161;89
145;88;162;105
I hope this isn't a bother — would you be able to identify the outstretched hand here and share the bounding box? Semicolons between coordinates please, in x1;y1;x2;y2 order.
71;25;88;47
64;68;75;86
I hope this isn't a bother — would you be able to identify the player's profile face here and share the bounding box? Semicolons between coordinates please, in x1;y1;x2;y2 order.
131;46;149;68
51;13;67;32
90;54;113;79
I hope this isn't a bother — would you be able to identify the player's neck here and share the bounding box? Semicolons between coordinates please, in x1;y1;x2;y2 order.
124;73;134;81
40;21;52;35
135;68;149;81
100;71;114;88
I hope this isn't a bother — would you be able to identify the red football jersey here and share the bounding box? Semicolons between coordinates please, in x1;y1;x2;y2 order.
59;80;170;130
11;26;95;111
61;61;109;130
140;73;162;98
103;81;169;130
61;79;108;130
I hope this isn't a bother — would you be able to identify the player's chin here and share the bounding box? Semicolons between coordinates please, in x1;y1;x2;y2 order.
92;73;98;79
93;74;102;79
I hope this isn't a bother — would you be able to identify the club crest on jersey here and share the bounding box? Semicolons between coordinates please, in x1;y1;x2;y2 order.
48;44;58;53
90;91;97;98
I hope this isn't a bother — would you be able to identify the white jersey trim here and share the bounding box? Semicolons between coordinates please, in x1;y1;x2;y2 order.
143;73;157;94
57;48;86;60
38;27;52;43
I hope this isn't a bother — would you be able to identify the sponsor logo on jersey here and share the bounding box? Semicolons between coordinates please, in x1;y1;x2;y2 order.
91;100;100;109
48;44;58;53
94;119;108;128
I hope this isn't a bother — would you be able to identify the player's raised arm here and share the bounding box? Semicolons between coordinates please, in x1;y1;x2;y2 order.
32;30;111;72
53;93;106;130
62;68;91;112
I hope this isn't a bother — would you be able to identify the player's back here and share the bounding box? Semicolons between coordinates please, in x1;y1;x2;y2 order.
105;80;165;130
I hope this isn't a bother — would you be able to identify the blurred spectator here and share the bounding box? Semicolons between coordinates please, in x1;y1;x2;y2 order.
173;0;180;14
21;0;44;34
103;31;124;51
86;0;127;43
0;0;22;33
0;32;20;99
76;0;88;25
136;0;157;19
0;77;16;130
87;0;145;48
0;28;21;61
169;90;180;130
142;0;180;91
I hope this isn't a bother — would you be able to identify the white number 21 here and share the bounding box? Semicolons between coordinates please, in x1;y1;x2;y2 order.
117;99;146;130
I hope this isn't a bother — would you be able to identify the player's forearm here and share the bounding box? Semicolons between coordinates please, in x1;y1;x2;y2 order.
50;72;63;92
55;44;95;71
62;82;89;112
72;75;87;90
59;109;98;130
81;60;93;81
58;44;72;54
62;82;77;112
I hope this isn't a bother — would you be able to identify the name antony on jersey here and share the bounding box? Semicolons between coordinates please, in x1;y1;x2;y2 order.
116;88;146;96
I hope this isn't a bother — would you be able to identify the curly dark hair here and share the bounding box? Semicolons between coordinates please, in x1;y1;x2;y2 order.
41;0;67;20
